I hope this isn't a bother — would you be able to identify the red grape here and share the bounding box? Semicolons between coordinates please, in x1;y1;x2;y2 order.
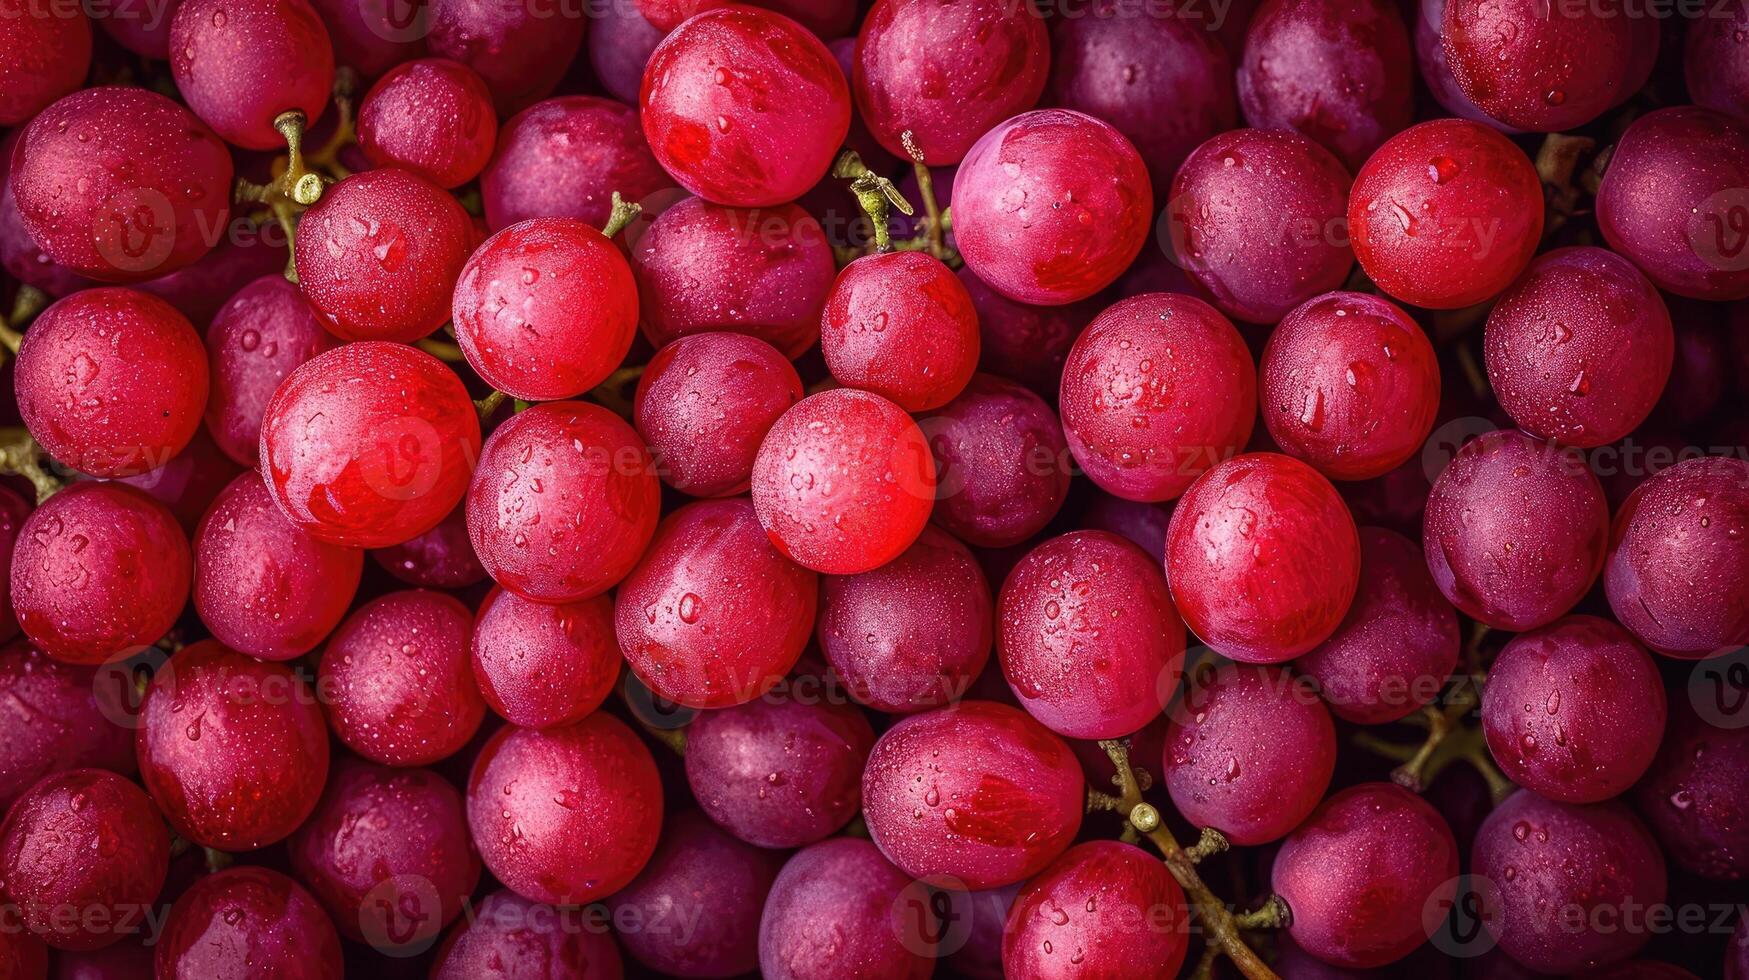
640;6;849;207
110;428;242;534
470;587;618;730
1272;782;1459;968
1348;118;1543;309
959;265;1101;398
1422;428;1608;631
1413;0;1513;129
1079;490;1171;562
750;388;936;575
431;888;623;979
1164;663;1336;845
480;95;674;232
260;341;481;549
0;640;136;812
1237;0;1415;170
9;87;233;283
465;400;660;602
998;531;1184;739
1634;696;1749;881
0;769;168;951
1473;791;1667;974
465;713;663;904
293;168;472;342
358;58;497;189
1484;247;1674;448
609;809;783;977
169;0;334;149
193;470;361;661
0;129;99;298
452;217;638;400
11;483;190;666
136;640;330;849
1687;5;1749;122
861;699;1082;888
589;2;664;105
953;109;1152;305
924;373;1069;548
638;0;855;35
15;287;208;477
821;251;979;412
1605;455;1749;656
1167;129;1355;325
203;274;338;467
0;0;92;126
135;221;293;329
1443;0;1657;132
1595;106;1749;302
1296;527;1459;725
287;759;480;952
155;867;342;980
1259;290;1441;480
685;693;875;848
853;0;1050;165
1002;840;1189;979
426;0;583;116
370;503;486;589
305;0;425;81
817;523;993;713
757;837;935;980
1166;453;1361;663
634;332;803;498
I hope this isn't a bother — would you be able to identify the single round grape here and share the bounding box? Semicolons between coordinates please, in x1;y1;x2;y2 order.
1348;118;1543;309
357;58;496;188
193;471;361;662
203;274;338;467
305;0;425;81
686;694;875;849
369;504;486;590
0;129;99;298
609;809;783;977
634;332;803;498
633;196;834;358
15;287;208;477
1260;290;1441;480
10;87;233;282
1166;453;1361;663
817;524;992;713
432;888;623;979
1634;697;1749;880
319;589;484;766
640;6;848;207
924;374;1069;547
0;640;136;812
1422;428;1609;631
293;168;472;342
155;867;342;980
426;0;583;116
1002;840;1189;979
1596;106;1749;302
1273;782;1459;969
466;400;660;602
136;641;330;850
471;588;618;730
466;714;663;904
1687;5;1749;122
0;0;91;126
1484;247;1674;448
1296;527;1459;725
169;0;333;149
112;428;242;536
953;109;1151;305
960;266;1100;398
480;95;675;232
287;759;479;953
1605;455;1749;656
1238;0;1414;170
1483;615;1665;803
822;251;979;412
638;0;855;35
862;700;1082;888
453;217;637;400
134;220;293;328
588;1;663;104
1167;129;1354;325
751;388;936;575
1414;0;1514;128
758;837;935;980
11;483;190;666
1164;664;1336;845
1443;0;1657;132
853;0;1048;165
998;531;1183;739
261;341;480;548
0;769;168;951
1473;791;1667;974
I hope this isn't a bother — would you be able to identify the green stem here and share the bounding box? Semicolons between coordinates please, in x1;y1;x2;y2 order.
601;192;643;239
0;428;62;503
474;389;508;422
832;150;913;254
417;337;466;363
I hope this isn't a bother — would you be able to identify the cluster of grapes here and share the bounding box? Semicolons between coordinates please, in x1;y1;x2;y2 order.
0;0;1747;977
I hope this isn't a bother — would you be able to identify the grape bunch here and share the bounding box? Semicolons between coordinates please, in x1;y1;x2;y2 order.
0;0;1746;978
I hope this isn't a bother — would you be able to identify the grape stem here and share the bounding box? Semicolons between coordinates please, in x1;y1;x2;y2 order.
0;428;63;503
202;847;234;875
474;389;508;422
416;337;466;363
301;68;358;178
0;285;48;360
833;150;914;254
1099;739;1282;980
589;364;647;422
273;111;326;207
898;130;955;266
601;192;643;239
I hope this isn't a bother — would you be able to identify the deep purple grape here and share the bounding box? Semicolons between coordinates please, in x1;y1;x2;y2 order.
924;374;1069;548
959;266;1100;398
430;889;623;979
587;2;663;105
480;96;675;232
368;504;485;590
426;0;583;116
757;837;934;980
634;333;803;499
1687;4;1749;122
1632;696;1749;880
0;639;136;813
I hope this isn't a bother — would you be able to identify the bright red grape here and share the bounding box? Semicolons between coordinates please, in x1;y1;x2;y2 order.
634;332;803;498
822;251;979;412
169;0;333;149
0;639;136;812
924;373;1069;548
203;274;338;467
357;57;497;188
426;0;583;116
758;837;935;979
155;867;342;980
1634;696;1749;881
0;0;92;126
431;888;623;979
1002;840;1189;979
470;587;618;730
480;95;675;232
